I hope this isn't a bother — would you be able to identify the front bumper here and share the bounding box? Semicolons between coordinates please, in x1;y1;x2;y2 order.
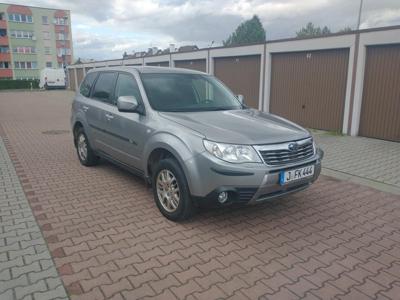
185;148;323;206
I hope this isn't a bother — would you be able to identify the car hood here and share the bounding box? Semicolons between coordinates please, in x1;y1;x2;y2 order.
159;109;310;145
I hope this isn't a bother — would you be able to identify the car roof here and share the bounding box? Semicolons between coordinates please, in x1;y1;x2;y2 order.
87;66;207;75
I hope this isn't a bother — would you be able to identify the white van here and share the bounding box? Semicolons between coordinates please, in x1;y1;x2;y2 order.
39;68;66;89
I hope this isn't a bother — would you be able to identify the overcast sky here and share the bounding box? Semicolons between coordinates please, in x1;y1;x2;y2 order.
4;0;400;60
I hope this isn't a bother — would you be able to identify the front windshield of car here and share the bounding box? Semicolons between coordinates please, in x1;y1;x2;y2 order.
140;73;243;112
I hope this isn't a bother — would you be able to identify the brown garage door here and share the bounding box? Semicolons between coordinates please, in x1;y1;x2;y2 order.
175;59;206;72
359;44;400;142
76;68;84;87
214;55;261;109
68;69;76;91
270;49;349;131
146;61;169;67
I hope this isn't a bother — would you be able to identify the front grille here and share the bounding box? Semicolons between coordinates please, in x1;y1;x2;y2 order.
257;139;314;166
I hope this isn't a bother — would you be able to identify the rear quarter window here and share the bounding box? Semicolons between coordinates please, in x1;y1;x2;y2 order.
80;72;98;97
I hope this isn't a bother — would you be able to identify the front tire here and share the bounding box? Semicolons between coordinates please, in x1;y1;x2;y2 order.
152;158;195;221
75;128;99;166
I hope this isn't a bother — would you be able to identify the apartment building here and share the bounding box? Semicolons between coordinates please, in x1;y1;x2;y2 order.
0;3;73;79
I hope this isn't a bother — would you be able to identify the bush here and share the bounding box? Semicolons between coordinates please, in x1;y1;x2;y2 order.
0;79;40;90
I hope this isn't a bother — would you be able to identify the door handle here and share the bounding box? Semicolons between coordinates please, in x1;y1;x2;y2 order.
105;113;114;120
82;105;89;112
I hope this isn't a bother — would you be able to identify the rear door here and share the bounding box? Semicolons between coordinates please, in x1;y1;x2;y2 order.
76;72;99;145
86;71;118;154
101;72;148;171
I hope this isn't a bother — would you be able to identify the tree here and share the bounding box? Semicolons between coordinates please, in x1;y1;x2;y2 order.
223;15;266;46
338;26;352;33
296;22;331;38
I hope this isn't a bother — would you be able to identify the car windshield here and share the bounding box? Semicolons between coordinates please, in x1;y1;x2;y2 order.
140;73;243;112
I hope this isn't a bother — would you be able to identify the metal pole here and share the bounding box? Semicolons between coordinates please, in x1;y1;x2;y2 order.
356;0;364;30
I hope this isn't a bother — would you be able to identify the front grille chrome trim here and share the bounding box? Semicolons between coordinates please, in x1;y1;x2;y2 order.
254;138;315;166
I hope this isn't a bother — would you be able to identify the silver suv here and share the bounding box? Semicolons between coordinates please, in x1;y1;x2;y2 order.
71;67;323;221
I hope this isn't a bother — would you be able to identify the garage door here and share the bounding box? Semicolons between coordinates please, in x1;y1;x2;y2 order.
68;69;76;90
146;61;169;67
76;68;84;86
214;55;261;109
270;49;349;131
175;59;206;72
359;44;400;142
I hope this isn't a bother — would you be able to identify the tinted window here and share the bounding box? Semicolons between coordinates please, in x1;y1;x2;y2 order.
80;72;97;97
141;73;241;112
92;72;117;103
115;73;142;103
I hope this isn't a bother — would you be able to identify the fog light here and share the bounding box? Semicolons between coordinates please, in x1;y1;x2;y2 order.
218;191;228;203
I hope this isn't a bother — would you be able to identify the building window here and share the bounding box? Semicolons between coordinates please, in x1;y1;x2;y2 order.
43;31;50;39
14;61;37;69
42;16;48;24
44;47;51;54
8;13;33;23
57;48;71;56
46;62;52;68
57;33;66;41
0;61;10;68
54;17;68;25
0;46;9;53
13;47;35;54
10;30;34;39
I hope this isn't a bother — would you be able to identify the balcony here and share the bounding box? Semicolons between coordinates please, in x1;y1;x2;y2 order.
0;35;8;46
0;52;10;61
0;20;6;29
55;25;69;33
57;55;71;64
0;68;13;78
56;40;70;48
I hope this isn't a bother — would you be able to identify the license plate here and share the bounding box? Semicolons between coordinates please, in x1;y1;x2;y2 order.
280;165;314;185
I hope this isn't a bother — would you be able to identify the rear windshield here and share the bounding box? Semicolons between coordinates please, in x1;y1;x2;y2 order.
140;73;242;112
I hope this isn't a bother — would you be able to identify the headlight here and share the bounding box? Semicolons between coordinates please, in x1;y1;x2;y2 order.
203;140;262;163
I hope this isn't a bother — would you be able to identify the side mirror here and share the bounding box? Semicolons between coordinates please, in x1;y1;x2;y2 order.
117;95;139;112
237;94;244;104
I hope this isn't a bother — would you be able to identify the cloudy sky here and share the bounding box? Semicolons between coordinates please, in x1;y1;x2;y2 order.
4;0;400;60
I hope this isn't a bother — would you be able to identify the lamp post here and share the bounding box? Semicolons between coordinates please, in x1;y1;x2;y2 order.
356;0;364;30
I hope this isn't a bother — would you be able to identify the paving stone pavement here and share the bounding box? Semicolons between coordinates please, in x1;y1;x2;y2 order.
0;137;68;300
0;90;400;300
315;133;400;188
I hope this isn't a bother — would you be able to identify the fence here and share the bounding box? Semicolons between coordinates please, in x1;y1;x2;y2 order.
68;25;400;142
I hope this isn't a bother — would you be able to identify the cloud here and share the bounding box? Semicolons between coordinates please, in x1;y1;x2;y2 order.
1;0;400;60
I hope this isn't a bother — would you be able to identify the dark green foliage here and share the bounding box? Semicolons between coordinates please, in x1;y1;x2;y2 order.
338;26;353;33
0;79;39;90
296;22;332;38
223;15;266;46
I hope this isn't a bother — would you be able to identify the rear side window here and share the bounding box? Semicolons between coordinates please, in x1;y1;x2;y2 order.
115;73;143;103
80;72;97;97
91;72;117;104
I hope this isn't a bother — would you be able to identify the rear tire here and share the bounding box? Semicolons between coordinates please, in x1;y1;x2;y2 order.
75;128;99;166
152;158;195;221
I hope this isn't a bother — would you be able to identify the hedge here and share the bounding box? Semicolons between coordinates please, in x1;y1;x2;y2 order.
0;79;40;90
